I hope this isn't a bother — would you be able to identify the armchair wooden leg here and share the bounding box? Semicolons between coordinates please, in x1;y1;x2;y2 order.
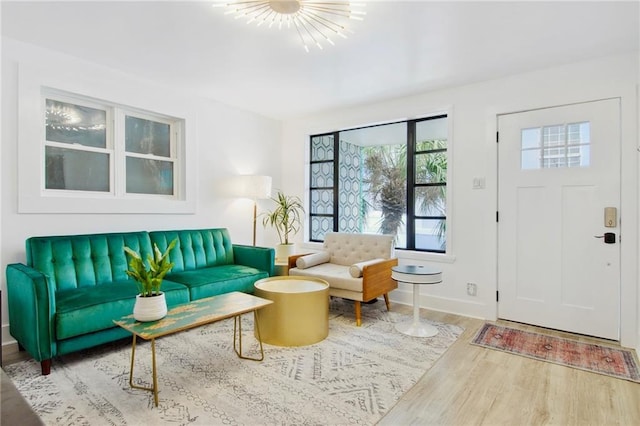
383;293;391;311
355;301;362;326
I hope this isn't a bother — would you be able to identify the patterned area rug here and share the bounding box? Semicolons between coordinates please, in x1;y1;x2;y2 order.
471;323;640;383
3;299;463;425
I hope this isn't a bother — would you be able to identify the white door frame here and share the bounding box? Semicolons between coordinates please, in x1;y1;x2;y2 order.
490;94;638;350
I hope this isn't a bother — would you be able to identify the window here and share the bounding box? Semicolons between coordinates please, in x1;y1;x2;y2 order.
309;114;449;253
521;122;590;170
43;91;182;197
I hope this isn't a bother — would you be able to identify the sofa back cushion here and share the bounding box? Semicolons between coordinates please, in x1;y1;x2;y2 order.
26;231;153;292
149;228;234;273
323;232;395;266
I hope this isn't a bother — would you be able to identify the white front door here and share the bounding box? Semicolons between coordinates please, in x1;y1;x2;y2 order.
497;99;621;340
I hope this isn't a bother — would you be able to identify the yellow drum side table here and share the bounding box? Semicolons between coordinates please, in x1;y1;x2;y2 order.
254;276;329;346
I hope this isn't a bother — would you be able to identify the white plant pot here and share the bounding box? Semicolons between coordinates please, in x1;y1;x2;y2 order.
275;243;296;263
133;292;168;322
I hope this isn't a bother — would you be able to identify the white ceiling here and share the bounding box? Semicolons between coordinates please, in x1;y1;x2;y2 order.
2;1;638;120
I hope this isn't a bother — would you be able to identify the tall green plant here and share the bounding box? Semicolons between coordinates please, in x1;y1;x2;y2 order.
124;238;177;297
261;191;305;244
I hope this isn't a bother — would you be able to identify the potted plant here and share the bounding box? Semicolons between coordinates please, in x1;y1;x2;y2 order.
124;238;177;322
261;191;305;261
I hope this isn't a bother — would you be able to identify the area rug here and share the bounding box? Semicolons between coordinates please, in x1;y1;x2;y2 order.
471;323;640;383
3;299;463;426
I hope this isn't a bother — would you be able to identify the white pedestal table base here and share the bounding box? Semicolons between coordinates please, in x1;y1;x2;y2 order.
391;265;443;338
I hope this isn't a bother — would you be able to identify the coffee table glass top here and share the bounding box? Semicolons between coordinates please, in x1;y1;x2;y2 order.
114;291;272;340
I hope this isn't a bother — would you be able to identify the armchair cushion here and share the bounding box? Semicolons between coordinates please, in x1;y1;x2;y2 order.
290;263;363;292
348;258;385;278
296;251;331;269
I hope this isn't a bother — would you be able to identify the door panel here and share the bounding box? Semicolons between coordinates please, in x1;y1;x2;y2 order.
498;99;620;340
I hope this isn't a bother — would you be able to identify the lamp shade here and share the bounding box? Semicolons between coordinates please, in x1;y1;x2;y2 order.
237;175;272;200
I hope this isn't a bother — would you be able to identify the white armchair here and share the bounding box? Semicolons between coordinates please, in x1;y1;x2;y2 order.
288;232;398;326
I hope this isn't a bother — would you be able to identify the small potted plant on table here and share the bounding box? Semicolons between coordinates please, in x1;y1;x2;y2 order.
124;238;177;322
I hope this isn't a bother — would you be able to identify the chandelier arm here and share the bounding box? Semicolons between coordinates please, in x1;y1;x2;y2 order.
297;13;332;45
234;2;271;18
228;1;270;17
292;18;310;51
250;5;274;24
294;15;322;49
301;10;347;34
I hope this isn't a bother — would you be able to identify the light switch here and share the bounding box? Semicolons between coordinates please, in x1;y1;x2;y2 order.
472;177;485;189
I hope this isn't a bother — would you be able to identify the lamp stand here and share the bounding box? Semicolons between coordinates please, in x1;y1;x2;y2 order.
252;200;257;246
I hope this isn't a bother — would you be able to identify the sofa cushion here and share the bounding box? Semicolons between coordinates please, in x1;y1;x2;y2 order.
55;280;189;340
150;229;234;273
26;232;154;292
296;251;330;269
165;264;268;300
290;263;363;293
348;258;385;278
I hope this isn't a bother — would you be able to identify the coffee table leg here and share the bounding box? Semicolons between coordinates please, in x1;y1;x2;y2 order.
233;311;265;361
128;335;159;407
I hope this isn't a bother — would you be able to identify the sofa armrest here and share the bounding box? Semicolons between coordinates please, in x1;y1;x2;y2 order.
362;258;399;301
5;263;56;362
232;245;275;276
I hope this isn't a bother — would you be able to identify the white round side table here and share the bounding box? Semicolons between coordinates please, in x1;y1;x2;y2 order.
392;265;443;337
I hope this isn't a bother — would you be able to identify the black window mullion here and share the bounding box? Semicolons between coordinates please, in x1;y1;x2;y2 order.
332;131;339;232
406;120;416;249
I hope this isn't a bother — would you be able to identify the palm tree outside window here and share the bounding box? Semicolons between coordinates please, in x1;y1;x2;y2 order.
309;114;448;253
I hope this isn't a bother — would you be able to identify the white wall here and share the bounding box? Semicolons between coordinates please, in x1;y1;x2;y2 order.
0;38;283;344
282;53;639;348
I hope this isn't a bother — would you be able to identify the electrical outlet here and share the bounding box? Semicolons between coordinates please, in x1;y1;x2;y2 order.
467;282;477;296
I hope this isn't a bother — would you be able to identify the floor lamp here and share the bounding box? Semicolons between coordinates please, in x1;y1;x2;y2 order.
237;175;272;246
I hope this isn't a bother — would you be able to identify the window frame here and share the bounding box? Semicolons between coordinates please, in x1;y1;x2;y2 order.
18;62;195;214
309;131;339;239
308;113;450;254
43;90;182;199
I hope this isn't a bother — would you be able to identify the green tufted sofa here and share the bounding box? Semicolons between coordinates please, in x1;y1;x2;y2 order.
5;228;274;375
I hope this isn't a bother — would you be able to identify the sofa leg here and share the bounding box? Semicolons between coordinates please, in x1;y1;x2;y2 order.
383;293;391;311
355;301;362;326
41;359;51;376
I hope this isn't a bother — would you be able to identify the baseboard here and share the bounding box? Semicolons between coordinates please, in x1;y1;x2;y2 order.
388;288;488;320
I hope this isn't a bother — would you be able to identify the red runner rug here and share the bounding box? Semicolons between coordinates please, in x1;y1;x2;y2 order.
471;323;640;383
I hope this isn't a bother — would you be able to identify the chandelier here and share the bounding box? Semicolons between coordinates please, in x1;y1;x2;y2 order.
214;1;366;52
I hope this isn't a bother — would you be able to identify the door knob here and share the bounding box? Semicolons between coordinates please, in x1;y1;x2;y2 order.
594;232;616;244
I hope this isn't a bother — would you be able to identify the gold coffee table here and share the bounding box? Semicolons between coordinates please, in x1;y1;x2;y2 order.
254;276;329;346
114;291;272;407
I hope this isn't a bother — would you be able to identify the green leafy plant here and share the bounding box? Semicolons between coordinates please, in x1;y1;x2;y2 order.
124;238;177;297
261;191;305;245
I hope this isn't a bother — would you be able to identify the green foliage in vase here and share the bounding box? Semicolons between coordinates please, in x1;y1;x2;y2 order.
261;191;305;245
124;238;177;297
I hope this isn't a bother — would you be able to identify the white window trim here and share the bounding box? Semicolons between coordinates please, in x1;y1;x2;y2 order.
18;63;196;214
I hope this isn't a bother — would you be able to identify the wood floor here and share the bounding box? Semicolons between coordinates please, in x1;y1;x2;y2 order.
2;304;640;426
380;305;640;426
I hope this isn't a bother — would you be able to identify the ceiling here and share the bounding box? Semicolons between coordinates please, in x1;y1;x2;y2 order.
2;1;638;120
